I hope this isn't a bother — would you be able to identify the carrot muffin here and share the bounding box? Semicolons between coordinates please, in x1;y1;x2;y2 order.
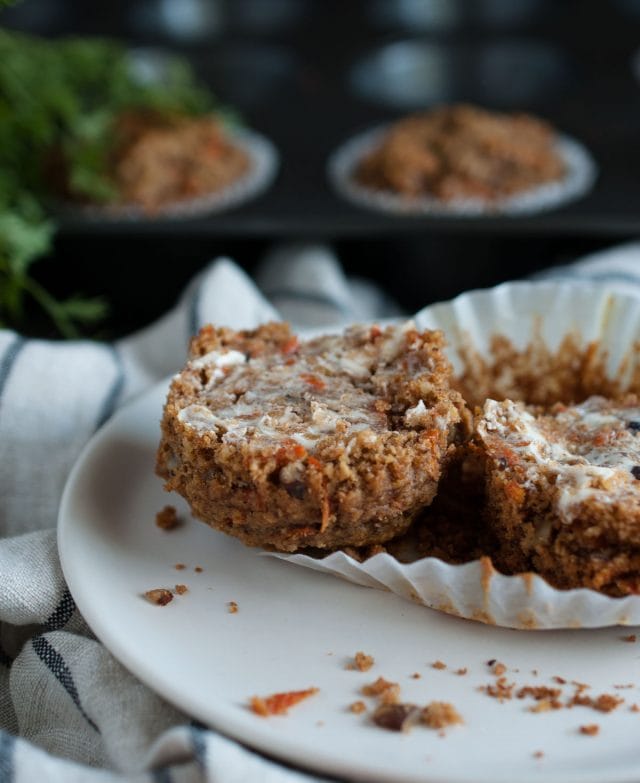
156;321;466;552
476;395;640;595
355;104;565;202
52;109;250;214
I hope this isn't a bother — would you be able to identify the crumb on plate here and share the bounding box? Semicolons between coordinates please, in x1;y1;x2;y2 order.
348;651;374;672
372;703;419;732
421;701;464;729
143;588;173;606
362;677;399;698
250;687;319;717
156;505;180;530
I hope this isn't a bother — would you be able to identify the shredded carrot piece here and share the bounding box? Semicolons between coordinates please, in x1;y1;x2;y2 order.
281;336;299;355
250;687;319;716
275;439;307;464
300;373;326;390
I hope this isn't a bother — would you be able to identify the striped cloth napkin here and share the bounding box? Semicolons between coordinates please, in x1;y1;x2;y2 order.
0;244;399;783
0;240;637;782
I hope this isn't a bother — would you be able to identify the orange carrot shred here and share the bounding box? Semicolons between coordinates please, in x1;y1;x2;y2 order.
300;373;326;391
281;336;299;355
250;688;319;716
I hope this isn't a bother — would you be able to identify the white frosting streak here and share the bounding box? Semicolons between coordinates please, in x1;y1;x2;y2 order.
189;349;247;379
480;397;640;522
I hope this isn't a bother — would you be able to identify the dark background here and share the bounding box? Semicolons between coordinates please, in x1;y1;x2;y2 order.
4;0;639;335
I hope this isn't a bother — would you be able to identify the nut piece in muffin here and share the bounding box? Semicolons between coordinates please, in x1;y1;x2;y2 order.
156;321;466;552
355;104;565;203
476;395;640;595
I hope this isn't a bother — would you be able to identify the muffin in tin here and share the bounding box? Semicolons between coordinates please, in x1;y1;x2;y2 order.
330;103;595;216
156;321;467;552
50;110;278;219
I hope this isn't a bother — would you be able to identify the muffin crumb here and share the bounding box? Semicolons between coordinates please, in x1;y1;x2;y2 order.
421;701;464;729
530;699;561;713
144;588;173;606
362;677;399;698
379;684;402;706
484;677;515;702
155;505;179;530
348;651;374;672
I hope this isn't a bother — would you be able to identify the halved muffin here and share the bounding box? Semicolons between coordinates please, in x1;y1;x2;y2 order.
156;321;466;551
477;395;640;595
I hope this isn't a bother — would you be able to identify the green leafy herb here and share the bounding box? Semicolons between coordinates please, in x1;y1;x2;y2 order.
0;195;108;338
0;27;218;336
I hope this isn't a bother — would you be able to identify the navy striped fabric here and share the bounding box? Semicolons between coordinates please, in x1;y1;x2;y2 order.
31;636;99;734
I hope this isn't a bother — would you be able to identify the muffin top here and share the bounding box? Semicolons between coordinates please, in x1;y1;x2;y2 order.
355;103;565;201
172;321;459;455
478;395;640;517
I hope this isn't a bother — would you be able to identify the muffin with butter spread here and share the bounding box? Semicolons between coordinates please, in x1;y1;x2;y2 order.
477;395;640;596
156;321;467;552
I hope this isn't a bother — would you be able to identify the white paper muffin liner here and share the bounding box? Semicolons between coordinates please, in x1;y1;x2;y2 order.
266;281;640;629
54;127;278;222
328;124;596;217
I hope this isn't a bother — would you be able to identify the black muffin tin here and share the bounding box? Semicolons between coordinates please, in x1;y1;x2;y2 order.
3;0;640;332
5;0;634;237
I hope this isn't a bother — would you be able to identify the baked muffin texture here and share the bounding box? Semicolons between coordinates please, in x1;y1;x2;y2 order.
477;395;640;595
50;110;250;213
156;321;466;551
355;104;565;202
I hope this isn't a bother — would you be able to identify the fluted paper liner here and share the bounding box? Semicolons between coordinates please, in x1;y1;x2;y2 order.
329;125;596;216
266;282;640;629
56;128;278;221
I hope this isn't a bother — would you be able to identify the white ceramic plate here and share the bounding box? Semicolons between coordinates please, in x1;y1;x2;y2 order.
59;378;640;783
